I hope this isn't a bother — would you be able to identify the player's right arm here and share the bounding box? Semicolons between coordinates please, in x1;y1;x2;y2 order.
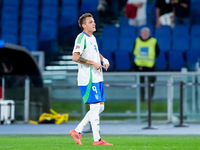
72;52;104;70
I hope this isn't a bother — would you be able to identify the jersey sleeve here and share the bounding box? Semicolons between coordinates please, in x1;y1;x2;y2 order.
72;33;85;55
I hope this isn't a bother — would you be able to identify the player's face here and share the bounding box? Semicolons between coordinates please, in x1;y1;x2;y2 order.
83;17;96;33
140;30;150;40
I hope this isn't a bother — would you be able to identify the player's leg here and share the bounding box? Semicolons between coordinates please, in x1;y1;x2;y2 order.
89;103;101;142
99;103;104;114
92;83;113;145
70;85;89;145
75;110;90;133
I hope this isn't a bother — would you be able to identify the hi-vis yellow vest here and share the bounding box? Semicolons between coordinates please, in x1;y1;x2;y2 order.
133;37;157;68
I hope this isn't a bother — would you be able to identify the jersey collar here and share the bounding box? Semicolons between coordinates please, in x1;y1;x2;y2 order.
83;32;91;37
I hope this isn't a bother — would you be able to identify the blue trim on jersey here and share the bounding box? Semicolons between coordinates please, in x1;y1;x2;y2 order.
83;32;90;37
80;82;105;104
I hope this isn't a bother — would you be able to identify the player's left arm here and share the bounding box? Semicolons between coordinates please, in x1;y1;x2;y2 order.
99;53;109;71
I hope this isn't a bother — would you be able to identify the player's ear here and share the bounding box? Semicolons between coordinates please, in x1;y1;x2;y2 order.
82;23;86;29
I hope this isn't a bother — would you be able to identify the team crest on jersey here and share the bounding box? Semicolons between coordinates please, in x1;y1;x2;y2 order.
76;45;80;49
95;94;99;99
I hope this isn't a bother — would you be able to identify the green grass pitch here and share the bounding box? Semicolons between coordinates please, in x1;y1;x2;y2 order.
0;135;200;150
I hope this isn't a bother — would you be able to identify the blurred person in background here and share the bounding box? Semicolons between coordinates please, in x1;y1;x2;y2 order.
70;13;112;146
97;0;111;11
133;27;160;101
155;0;174;28
126;0;147;27
171;0;190;27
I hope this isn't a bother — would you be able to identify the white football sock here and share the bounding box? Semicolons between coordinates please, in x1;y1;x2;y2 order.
89;103;101;142
75;110;90;133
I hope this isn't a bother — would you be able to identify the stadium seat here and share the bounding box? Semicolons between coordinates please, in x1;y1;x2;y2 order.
192;0;200;4
190;37;200;51
59;7;78;26
119;26;136;40
172;24;189;38
41;6;58;21
137;24;154;37
21;7;39;23
62;0;79;7
101;37;118;52
190;24;200;38
1;6;19;24
3;0;20;8
42;0;58;7
39;20;58;55
59;6;78;41
100;51;114;71
20;35;38;52
95;35;102;50
157;36;171;52
156;51;167;70
22;0;39;9
80;0;98;13
39;20;57;40
20;20;38;39
115;51;132;71
118;37;134;52
190;1;200;25
119;15;129;26
186;51;200;70
102;25;119;38
168;51;184;70
1;21;18;36
1;34;18;45
80;0;99;24
172;36;189;52
155;25;171;38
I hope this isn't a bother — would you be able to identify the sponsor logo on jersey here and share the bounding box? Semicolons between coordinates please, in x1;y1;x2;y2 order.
76;45;80;49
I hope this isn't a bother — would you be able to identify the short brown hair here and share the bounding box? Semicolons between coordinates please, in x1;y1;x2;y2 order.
78;13;93;30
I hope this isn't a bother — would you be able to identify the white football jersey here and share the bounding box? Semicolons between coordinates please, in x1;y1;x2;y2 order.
72;32;103;86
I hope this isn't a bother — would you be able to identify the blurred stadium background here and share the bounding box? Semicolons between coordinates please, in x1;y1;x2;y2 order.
1;0;200;125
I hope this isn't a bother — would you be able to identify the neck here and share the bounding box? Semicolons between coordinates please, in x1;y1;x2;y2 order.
140;36;150;41
83;30;93;37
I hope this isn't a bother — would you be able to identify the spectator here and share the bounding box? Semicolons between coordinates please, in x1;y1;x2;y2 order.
155;0;174;28
171;0;190;27
97;0;111;12
126;0;147;27
133;27;160;101
97;0;113;23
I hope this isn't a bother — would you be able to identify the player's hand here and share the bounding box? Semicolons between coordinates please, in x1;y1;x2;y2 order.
93;62;103;71
102;58;110;71
180;3;188;8
137;3;143;8
103;63;109;71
